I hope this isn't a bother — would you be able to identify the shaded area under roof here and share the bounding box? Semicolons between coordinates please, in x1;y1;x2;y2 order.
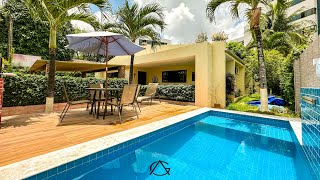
28;59;117;73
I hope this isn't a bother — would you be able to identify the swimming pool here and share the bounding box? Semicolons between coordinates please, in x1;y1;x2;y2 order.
25;110;314;180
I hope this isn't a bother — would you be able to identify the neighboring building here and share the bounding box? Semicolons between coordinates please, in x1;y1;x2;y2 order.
135;38;171;46
229;36;244;44
242;0;319;45
96;42;246;108
289;0;318;33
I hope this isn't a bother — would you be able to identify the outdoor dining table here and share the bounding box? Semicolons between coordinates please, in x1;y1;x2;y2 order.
86;87;122;119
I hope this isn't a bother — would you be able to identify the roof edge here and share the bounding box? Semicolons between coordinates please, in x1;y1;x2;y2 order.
225;49;245;65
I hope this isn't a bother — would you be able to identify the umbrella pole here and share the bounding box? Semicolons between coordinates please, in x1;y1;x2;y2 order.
105;37;109;100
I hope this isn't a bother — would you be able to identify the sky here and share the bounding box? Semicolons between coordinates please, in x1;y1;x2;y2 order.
72;0;247;44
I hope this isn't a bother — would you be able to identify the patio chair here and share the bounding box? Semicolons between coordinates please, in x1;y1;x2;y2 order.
135;84;141;112
137;83;161;106
86;84;101;111
60;83;90;122
103;84;139;123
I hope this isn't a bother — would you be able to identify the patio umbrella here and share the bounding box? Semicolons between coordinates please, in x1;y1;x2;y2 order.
66;31;144;94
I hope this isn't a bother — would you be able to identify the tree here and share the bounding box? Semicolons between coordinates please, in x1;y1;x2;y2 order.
245;49;287;97
0;0;74;61
195;32;208;43
247;0;315;55
226;41;247;59
104;0;166;84
206;0;269;111
24;0;109;112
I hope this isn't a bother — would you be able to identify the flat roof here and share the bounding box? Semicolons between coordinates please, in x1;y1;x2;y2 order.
28;59;115;73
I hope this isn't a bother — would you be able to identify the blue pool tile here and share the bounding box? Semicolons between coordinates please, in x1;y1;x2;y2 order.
97;151;103;158
74;158;82;166
82;156;90;163
301;87;320;180
47;167;58;177
57;164;66;172
56;171;67;180
66;161;74;169
89;153;97;161
46;175;57;180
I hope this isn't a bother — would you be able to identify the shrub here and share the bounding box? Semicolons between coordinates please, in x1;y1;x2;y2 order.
140;84;195;102
3;74;195;107
226;73;235;95
3;74;127;107
211;31;228;41
226;42;247;59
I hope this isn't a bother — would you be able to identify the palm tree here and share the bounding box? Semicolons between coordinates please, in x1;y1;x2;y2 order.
265;0;315;44
25;0;109;112
247;0;315;55
104;0;166;84
206;0;269;111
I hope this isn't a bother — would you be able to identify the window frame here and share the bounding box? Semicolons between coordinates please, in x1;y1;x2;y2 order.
162;70;187;83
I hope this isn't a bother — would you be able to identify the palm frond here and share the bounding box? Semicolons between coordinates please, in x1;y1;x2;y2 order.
58;12;100;30
25;0;54;24
113;1;165;42
139;16;166;31
138;27;160;41
138;3;164;19
206;0;232;22
25;0;108;31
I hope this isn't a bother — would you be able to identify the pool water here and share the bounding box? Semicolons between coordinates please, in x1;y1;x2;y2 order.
73;116;313;180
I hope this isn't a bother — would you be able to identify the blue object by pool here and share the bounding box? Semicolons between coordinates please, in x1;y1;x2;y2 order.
248;96;286;106
27;111;314;180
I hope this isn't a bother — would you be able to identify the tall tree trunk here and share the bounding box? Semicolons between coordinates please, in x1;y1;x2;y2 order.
254;26;268;111
45;27;57;113
129;54;135;84
7;15;13;64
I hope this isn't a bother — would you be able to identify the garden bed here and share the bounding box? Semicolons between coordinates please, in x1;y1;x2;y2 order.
226;94;298;118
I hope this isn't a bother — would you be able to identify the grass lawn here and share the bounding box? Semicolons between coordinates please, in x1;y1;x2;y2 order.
226;94;298;118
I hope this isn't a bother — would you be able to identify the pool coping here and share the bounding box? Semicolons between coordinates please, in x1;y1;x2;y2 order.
0;108;302;180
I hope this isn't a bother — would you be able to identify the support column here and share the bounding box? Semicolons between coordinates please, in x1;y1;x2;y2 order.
212;41;226;108
118;66;125;78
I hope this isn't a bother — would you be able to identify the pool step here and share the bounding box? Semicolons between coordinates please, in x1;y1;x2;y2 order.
195;119;296;157
199;116;293;142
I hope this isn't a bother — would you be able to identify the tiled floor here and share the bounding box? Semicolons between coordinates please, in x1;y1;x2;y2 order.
0;102;198;167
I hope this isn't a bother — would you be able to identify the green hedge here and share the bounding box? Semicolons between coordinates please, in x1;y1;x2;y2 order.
3;74;195;107
140;84;195;102
3;74;127;107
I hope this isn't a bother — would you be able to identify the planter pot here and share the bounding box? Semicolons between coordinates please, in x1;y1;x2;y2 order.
213;103;221;108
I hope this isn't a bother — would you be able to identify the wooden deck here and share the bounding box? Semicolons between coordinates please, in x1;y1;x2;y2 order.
0;102;198;167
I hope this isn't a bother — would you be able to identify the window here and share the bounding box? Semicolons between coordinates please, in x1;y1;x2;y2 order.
162;70;187;82
235;67;240;75
291;0;305;7
291;8;316;21
192;72;195;81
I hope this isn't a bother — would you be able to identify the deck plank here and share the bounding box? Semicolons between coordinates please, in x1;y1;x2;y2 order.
0;103;198;166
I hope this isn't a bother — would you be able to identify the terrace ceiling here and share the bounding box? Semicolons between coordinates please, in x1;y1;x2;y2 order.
28;59;117;73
